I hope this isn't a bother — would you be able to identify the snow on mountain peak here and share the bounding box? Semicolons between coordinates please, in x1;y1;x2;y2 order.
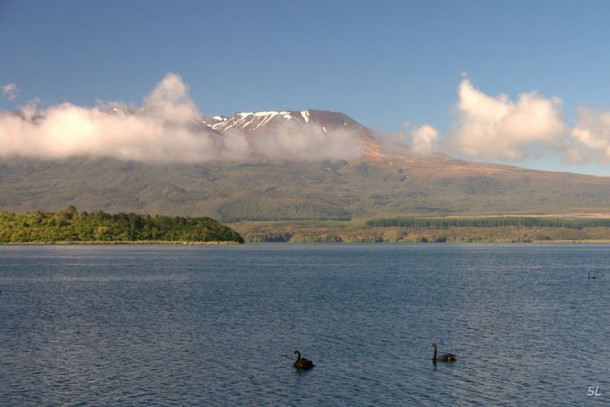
210;109;364;135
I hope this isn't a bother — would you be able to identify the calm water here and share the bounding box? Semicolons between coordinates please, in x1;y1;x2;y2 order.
1;244;609;406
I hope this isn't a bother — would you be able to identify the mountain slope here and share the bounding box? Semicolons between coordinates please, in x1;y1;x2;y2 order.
2;155;609;221
1;109;609;221
210;109;373;136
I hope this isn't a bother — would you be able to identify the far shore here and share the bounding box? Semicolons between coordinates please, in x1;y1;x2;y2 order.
1;240;242;245
4;239;610;245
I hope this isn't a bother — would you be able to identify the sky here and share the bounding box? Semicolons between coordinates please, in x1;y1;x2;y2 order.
2;0;610;175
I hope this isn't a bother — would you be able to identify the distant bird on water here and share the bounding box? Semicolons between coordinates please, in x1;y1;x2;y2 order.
293;350;315;369
588;273;597;280
431;343;456;363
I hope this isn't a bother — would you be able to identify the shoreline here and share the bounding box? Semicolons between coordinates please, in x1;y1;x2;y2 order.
3;239;610;245
0;240;242;245
230;221;610;244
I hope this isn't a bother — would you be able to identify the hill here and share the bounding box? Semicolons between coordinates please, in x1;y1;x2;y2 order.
2;153;609;221
1;109;609;233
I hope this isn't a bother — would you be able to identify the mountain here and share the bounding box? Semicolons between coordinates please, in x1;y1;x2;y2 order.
1;109;610;222
190;109;382;157
209;110;374;136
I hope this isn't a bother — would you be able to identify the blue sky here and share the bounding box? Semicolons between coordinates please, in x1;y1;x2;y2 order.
2;0;610;175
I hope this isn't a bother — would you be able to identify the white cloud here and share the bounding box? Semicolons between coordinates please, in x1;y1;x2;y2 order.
2;83;18;100
446;77;567;161
0;73;226;162
0;101;220;162
10;73;609;168
251;119;363;161
410;125;439;155
142;73;200;122
565;108;610;165
379;122;439;157
0;73;366;163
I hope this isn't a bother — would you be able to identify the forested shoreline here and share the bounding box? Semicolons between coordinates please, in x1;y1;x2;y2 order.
0;206;244;244
3;208;610;244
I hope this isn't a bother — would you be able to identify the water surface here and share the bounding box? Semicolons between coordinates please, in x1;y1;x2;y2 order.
1;244;609;405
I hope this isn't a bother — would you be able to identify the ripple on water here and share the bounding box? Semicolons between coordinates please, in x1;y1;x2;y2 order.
1;244;609;406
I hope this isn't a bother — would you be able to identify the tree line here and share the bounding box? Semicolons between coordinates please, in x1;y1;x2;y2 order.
365;216;610;229
0;206;244;243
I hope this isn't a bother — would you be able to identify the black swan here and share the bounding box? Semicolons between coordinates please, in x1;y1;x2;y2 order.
431;343;456;362
588;273;596;280
293;350;315;369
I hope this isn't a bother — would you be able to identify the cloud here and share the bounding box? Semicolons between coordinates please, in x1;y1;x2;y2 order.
251;119;363;161
0;73;365;163
565;108;610;165
446;77;567;161
2;83;18;100
142;73;199;122
379;122;439;157
410;125;439;155
0;73;226;162
9;72;608;168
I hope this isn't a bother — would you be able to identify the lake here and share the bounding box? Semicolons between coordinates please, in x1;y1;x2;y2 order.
1;244;609;406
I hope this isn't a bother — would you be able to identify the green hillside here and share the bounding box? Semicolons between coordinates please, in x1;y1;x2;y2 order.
2;156;610;221
2;155;610;243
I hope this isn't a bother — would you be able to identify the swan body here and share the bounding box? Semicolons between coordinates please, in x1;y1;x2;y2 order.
293;350;315;369
431;343;456;362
